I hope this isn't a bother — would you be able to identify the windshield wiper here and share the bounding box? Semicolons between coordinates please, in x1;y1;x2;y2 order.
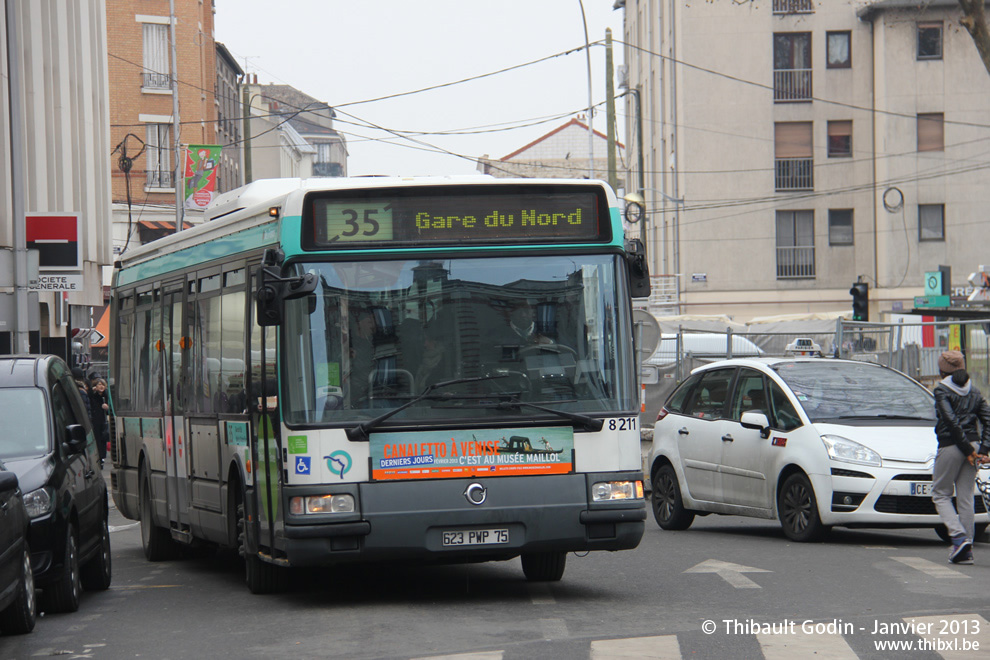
344;374;510;441
443;396;604;432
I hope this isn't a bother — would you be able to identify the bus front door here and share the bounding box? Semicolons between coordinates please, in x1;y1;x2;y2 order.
163;290;190;535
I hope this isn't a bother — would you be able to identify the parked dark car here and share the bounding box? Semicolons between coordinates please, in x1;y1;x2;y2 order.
0;355;111;613
0;460;35;634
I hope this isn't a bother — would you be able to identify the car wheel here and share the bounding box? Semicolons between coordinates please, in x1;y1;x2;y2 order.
140;468;173;561
521;551;566;582
81;515;112;591
652;464;695;530
0;544;37;634
44;523;81;613
235;488;284;594
778;473;828;542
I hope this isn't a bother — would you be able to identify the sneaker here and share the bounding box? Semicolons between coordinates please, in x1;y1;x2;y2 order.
958;550;975;565
950;539;973;564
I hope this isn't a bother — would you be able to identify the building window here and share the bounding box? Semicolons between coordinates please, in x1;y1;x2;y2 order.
828;209;854;245
826;31;851;68
773;0;814;14
917;113;944;152
773;32;812;101
827;121;852;157
776;211;815;279
919;204;944;241
142;23;171;89
145;124;172;188
775;122;813;190
918;22;943;60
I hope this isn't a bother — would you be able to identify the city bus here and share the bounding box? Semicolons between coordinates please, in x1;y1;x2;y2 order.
109;176;650;593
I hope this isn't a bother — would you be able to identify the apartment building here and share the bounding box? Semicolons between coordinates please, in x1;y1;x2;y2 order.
1;0;112;356
620;0;990;319
106;0;218;248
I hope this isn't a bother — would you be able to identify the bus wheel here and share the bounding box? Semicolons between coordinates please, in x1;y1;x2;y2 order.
140;468;173;561
235;490;284;594
521;551;566;582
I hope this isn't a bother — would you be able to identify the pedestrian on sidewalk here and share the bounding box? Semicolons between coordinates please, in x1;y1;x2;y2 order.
932;350;990;565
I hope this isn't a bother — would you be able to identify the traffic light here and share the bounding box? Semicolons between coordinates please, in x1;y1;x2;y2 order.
850;282;869;321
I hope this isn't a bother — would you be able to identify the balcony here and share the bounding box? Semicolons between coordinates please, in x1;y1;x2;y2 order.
773;0;814;14
774;68;812;102
142;72;172;89
775;158;813;191
776;246;815;279
145;170;173;189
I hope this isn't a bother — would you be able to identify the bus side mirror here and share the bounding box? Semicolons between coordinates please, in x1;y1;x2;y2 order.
255;251;319;327
624;239;651;299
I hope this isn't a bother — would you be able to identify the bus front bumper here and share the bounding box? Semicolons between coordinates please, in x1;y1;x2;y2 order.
277;473;646;567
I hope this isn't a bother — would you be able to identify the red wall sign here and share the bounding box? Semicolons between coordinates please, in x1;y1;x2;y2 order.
26;213;81;270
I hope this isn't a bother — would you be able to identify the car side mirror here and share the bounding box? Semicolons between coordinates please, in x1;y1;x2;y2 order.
0;471;18;493
64;424;88;454
740;411;771;438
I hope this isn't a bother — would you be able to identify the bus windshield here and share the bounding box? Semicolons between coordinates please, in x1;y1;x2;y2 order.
281;254;636;425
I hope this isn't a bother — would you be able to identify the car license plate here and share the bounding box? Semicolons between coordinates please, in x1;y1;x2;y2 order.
442;529;509;546
910;482;933;496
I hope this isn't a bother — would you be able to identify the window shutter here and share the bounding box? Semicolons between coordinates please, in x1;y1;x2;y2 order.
775;122;813;158
917;113;944;152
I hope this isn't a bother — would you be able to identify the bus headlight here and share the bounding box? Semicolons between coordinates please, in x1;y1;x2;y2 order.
289;494;355;515
592;480;644;501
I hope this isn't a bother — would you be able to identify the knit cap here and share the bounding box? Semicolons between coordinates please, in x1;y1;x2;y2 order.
938;350;965;374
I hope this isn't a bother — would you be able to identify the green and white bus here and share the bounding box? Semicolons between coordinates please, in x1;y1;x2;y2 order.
109;176;650;592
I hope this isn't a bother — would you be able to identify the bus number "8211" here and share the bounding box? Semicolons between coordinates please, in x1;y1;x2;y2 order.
607;417;637;431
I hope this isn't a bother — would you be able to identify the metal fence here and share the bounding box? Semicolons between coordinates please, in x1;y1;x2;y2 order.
638;317;990;426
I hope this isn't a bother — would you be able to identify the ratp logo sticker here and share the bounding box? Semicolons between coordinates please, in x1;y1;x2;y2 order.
324;451;352;479
294;456;312;475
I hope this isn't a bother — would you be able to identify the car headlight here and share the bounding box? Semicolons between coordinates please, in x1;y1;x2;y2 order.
821;435;882;467
23;487;53;518
592;480;644;502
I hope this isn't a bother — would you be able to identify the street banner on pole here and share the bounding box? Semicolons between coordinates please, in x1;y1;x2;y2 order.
183;145;221;210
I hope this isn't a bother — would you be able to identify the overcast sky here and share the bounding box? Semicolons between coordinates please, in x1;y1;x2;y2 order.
214;1;625;177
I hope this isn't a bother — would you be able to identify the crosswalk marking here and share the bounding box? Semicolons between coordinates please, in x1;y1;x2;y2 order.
408;613;990;660
903;614;989;659
891;556;970;578
527;583;556;605
413;653;503;660
757;630;858;660
589;634;680;659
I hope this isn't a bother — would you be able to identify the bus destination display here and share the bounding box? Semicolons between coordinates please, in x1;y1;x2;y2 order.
307;190;604;247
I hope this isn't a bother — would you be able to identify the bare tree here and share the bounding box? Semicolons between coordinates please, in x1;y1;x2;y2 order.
959;0;990;75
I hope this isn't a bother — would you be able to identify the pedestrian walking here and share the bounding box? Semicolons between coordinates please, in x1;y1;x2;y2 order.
932;350;990;564
89;377;110;466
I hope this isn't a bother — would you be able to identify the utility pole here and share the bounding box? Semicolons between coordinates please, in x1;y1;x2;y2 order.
6;0;30;353
242;83;253;184
169;0;183;234
605;29;617;192
578;0;594;178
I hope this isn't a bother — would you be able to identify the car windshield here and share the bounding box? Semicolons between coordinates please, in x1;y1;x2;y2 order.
0;388;51;459
773;361;935;422
280;254;636;425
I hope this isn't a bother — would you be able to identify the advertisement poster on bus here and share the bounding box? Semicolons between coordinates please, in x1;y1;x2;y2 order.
369;427;574;481
183;144;221;210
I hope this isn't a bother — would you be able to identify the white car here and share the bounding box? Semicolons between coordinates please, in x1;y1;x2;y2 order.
648;357;989;541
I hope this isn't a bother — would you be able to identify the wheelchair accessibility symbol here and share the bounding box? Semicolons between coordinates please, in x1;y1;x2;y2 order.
294;456;312;475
